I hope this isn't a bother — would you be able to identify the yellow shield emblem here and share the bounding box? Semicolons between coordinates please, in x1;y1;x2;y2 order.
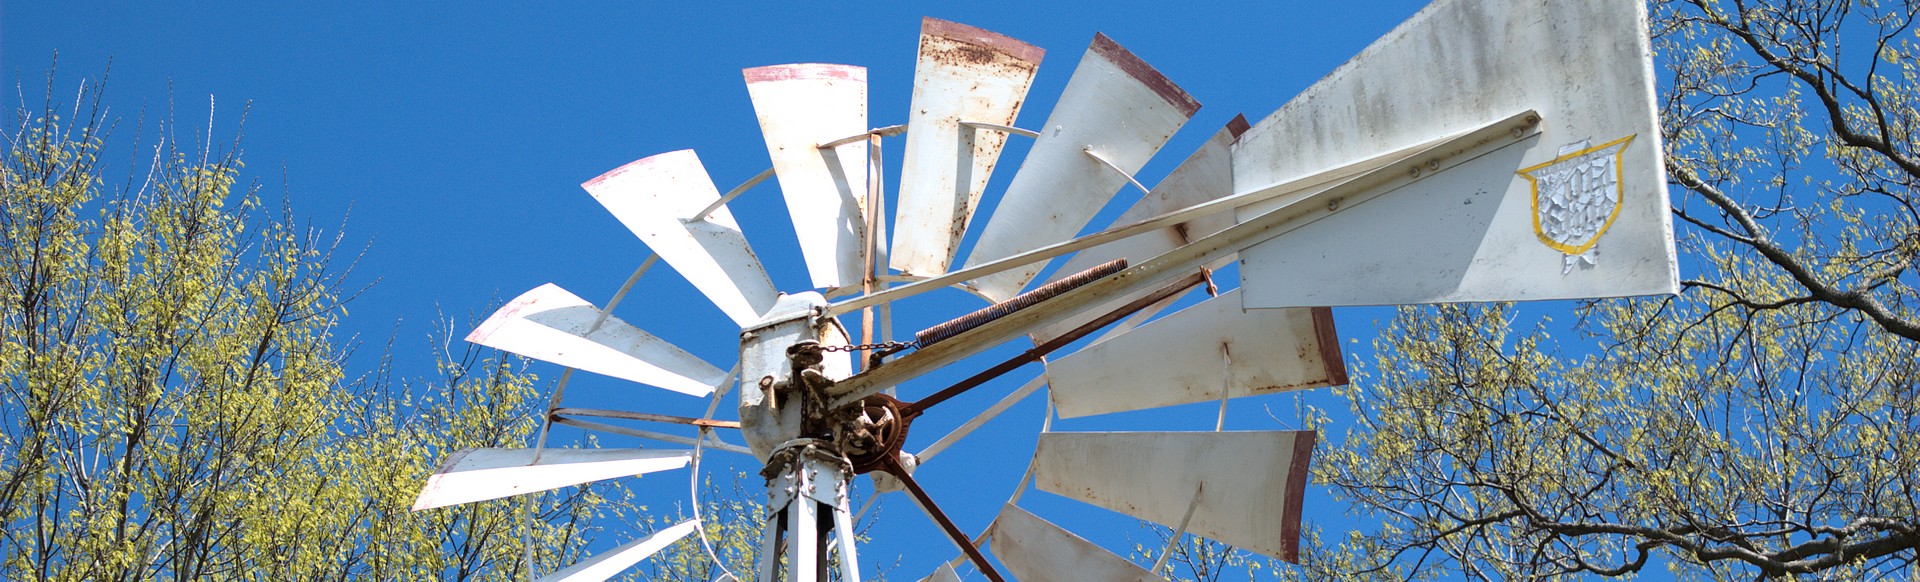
1518;135;1635;271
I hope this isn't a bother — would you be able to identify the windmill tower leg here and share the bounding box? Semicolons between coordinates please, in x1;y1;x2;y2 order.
759;440;862;582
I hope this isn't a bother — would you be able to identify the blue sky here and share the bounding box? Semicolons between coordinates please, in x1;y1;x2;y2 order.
7;2;1444;578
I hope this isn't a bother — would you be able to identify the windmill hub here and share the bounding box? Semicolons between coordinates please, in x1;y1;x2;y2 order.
764;339;916;477
736;292;853;461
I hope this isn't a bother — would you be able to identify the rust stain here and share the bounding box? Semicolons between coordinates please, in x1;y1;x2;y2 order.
1309;306;1347;386
1226;114;1253;140
922;17;1045;65
942;44;1002;67
924;38;1040;76
1279;430;1316;564
743;63;867;84
1089;33;1201;117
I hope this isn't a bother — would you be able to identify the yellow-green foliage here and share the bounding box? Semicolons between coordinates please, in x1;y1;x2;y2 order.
1278;1;1920;579
0;87;618;580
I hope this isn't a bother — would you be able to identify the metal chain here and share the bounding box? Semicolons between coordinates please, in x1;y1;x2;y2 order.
821;340;918;353
821;340;919;370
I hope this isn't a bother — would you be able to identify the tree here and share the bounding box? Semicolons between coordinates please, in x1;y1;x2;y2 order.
0;72;620;580
1132;529;1265;582
1286;1;1920;579
631;473;765;582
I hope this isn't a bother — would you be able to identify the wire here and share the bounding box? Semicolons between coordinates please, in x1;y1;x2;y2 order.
520;493;537;580
688;359;743;582
687;427;737;582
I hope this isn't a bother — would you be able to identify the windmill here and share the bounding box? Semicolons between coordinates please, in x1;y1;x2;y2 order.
412;0;1677;580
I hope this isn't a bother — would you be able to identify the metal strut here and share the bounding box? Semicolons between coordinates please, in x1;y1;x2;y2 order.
758;440;862;582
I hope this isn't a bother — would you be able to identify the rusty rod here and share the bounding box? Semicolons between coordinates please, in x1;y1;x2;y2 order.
915;259;1129;349
860;133;883;371
902;271;1208;418
883;455;1006;582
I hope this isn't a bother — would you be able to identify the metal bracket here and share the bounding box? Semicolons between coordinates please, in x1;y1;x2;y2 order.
959;120;1040;139
758;440;861;582
690;167;777;224
1083;147;1152;195
817;124;908;149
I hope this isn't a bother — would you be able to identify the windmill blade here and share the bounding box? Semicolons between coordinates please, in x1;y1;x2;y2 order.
890;17;1043;277
744;63;870;290
1129;115;1247;242
1029;117;1247;344
962;33;1199;303
917;563;963;582
1033;431;1315;563
582;150;779;328
986;504;1160;582
467;284;726;396
1045;289;1343;418
412;447;691;511
537;519;701;582
1232;0;1675;308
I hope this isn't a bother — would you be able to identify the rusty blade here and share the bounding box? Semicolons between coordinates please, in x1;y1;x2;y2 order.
1033;431;1316;563
583;150;779;328
467;284;726;396
962;33;1199;303
412;448;690;511
1045;289;1345;419
1029;117;1247;344
744;64;870;290
986;504;1159;582
890;17;1043;278
536;519;701;582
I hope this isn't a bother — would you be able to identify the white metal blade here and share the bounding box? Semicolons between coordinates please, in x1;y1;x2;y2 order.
744;64;869;290
890;17;1043;277
962;33;1199;302
582;150;779;328
917;563;963;582
1128;115;1247;242
467;284;725;396
1233;0;1675;308
1033;431;1315;563
1045;289;1343;418
1028;118;1247;344
535;519;700;582
986;504;1160;582
412;448;692;511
